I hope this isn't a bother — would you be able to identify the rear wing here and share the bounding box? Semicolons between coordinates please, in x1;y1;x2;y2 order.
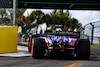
51;32;79;37
46;30;80;38
31;31;80;39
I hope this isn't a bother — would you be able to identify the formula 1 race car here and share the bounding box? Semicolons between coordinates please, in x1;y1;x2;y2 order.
28;26;90;59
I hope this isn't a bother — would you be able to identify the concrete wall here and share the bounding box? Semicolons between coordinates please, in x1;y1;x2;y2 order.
0;26;17;53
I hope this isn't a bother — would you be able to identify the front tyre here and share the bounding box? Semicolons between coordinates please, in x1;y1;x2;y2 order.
28;37;32;53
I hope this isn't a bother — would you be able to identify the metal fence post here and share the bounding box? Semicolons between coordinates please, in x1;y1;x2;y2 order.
13;0;18;26
83;26;85;39
90;23;94;45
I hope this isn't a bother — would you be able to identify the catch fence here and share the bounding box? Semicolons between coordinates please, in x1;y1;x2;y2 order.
80;21;100;45
0;0;14;26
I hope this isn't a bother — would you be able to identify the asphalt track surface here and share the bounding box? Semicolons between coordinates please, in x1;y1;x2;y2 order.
0;48;100;67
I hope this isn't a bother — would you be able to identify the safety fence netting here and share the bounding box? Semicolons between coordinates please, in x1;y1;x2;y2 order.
80;21;100;45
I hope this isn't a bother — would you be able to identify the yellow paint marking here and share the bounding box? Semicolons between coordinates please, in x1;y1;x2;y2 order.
63;63;83;67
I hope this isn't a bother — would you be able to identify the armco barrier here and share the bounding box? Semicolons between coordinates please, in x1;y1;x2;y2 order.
0;26;17;53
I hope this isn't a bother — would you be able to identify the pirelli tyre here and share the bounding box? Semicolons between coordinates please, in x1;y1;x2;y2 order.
28;37;32;53
76;39;90;59
32;38;46;59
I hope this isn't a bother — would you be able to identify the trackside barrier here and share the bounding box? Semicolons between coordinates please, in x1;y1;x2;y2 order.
80;21;100;45
0;26;18;54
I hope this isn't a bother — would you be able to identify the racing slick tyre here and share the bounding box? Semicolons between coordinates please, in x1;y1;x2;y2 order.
28;42;31;53
32;38;46;59
76;39;90;59
28;38;32;53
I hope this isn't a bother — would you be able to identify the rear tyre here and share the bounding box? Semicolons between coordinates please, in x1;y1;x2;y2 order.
32;38;46;59
76;39;90;59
